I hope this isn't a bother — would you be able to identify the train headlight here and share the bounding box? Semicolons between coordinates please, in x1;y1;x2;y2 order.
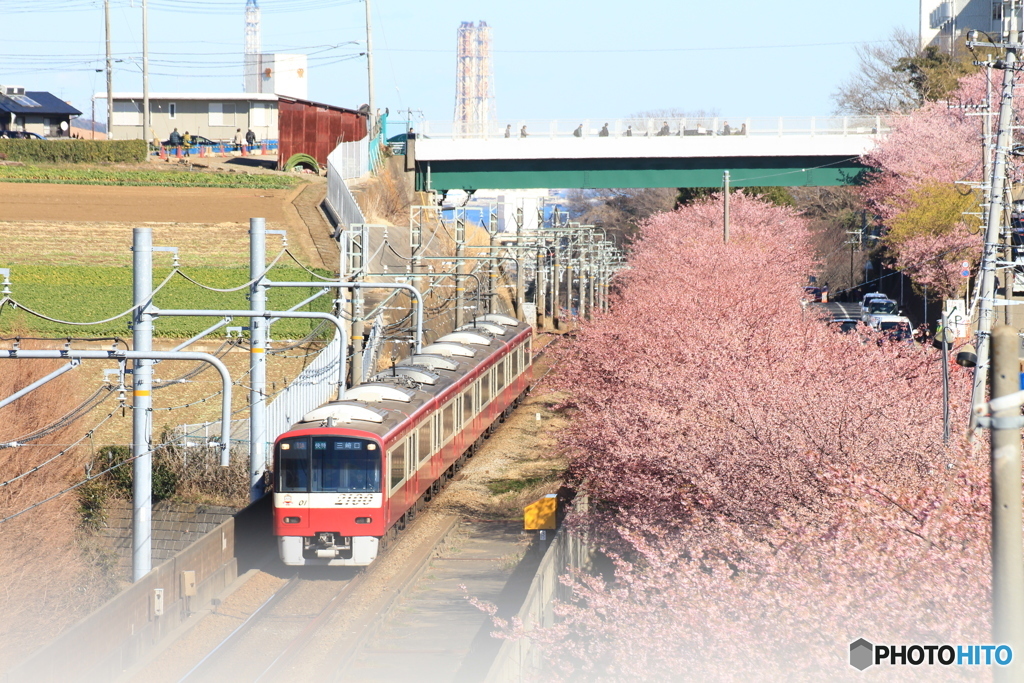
355;517;373;524
284;516;301;524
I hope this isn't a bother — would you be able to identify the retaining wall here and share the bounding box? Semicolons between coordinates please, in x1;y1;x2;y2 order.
3;517;237;683
484;526;590;682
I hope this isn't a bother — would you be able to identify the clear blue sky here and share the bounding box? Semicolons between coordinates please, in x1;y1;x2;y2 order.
2;0;918;127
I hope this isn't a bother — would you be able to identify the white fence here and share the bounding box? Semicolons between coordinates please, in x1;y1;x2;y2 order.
174;331;342;449
265;331;343;439
325;143;368;229
422;115;892;140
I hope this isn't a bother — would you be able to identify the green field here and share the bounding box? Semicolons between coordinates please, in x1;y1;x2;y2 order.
0;165;302;189
0;265;334;338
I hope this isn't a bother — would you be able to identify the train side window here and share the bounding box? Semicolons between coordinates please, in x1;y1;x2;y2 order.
443;401;455;440
406;435;416;476
418;422;431;463
510;348;519;377
481;373;491;405
454;395;463;430
496;360;505;390
390;440;406;491
463;385;475;423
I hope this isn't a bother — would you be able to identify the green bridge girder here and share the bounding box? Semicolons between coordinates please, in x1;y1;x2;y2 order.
415;155;869;192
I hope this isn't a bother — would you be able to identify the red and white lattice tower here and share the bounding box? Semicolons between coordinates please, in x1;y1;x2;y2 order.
454;21;496;137
243;0;262;93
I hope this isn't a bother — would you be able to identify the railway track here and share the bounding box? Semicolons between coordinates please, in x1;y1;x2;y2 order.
168;515;460;683
124;331;563;683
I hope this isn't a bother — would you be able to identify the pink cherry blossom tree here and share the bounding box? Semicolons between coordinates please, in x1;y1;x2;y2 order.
505;194;990;680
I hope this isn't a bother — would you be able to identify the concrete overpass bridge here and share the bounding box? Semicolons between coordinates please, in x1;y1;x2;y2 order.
409;116;890;192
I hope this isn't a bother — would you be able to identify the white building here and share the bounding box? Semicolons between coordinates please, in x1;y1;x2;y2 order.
920;0;1006;51
98;92;278;143
244;53;308;100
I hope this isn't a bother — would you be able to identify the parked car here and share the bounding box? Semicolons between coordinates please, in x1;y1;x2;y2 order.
870;314;914;342
803;286;823;302
859;292;888;314
0;130;45;139
861;298;899;324
161;134;219;147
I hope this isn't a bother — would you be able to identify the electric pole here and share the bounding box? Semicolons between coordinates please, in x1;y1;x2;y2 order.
966;21;1019;429
989;325;1024;682
365;0;376;135
142;0;150;141
105;0;113;139
723;170;730;244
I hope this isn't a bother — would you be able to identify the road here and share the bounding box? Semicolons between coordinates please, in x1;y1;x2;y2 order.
811;301;859;320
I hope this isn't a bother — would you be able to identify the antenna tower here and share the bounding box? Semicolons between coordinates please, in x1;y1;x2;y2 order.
454;21;496;137
244;0;262;92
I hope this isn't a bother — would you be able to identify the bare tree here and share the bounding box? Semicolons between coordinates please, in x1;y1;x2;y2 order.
568;187;679;245
832;27;920;114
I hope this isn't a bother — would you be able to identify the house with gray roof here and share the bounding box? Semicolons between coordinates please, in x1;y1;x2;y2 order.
0;85;82;138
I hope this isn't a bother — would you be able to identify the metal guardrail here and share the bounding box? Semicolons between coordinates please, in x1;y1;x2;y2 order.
422;116;891;140
325;146;368;228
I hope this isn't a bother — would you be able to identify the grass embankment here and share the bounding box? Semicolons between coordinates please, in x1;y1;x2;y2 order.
1;265;333;338
0;165;301;189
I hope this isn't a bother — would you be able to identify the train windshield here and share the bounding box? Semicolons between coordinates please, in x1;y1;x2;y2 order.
276;436;381;493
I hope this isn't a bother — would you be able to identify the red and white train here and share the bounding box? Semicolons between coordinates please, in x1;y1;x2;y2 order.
272;314;534;566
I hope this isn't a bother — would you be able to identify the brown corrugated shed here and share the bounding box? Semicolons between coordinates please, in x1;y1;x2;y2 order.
277;96;368;170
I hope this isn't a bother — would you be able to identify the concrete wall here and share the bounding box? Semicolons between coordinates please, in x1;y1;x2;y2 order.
3;517;237;683
485;526;590;682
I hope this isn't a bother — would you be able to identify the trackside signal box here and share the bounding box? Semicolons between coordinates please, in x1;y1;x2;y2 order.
524;494;558;530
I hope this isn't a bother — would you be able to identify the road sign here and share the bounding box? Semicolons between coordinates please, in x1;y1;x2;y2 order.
961;261;971;278
944;299;968;339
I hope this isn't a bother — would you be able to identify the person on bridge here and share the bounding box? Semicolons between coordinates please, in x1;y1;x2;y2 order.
505;124;512;138
520;125;529;138
657;122;670;136
599;123;609;137
623;125;633;137
723;121;732;136
573;124;583;138
739;123;747;135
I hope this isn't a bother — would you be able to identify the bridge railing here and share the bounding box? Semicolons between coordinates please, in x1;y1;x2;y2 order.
423;116;890;140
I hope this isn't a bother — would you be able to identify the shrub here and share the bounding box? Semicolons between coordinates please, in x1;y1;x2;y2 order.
0;139;147;164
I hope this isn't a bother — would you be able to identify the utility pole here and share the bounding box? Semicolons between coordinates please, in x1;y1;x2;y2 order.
104;0;113;139
989;325;1024;681
365;0;376;136
249;218;268;502
723;170;730;244
142;0;150;142
350;225;367;385
967;22;1019;429
455;216;466;327
131;228;154;582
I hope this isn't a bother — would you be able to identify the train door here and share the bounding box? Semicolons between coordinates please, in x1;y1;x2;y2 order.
406;433;418;498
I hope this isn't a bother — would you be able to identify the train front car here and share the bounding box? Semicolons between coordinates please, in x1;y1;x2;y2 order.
272;314;533;567
272;405;392;566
